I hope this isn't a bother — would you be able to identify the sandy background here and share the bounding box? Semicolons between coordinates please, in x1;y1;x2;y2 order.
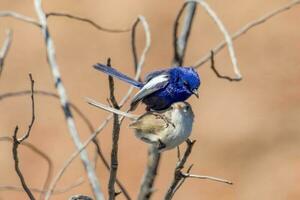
0;0;300;199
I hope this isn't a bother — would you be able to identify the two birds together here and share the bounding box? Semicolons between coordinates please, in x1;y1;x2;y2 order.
89;63;201;151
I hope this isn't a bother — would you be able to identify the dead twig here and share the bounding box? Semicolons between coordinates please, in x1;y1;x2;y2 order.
187;0;242;80
0;29;13;78
32;0;104;199
46;15;149;199
0;89;131;199
107;58;121;200
164;139;195;200
172;2;197;66
0;11;41;27
11;74;36;200
0;136;53;200
137;146;161;200
0;178;84;195
210;51;241;81
46;12;131;33
193;0;300;68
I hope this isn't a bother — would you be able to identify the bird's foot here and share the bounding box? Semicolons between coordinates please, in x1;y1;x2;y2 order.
157;139;166;150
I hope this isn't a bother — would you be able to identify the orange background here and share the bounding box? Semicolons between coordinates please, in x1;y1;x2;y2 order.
0;0;300;199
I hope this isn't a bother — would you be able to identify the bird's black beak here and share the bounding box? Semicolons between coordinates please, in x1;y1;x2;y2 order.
192;89;199;98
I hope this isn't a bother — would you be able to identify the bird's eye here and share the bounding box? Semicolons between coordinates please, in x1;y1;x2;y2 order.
183;81;188;86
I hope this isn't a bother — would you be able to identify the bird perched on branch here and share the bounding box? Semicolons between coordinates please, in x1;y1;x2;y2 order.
93;64;201;111
87;99;194;152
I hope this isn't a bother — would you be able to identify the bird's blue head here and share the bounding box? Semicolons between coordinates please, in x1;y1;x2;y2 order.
170;67;201;98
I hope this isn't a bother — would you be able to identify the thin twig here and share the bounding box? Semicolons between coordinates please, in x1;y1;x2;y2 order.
193;0;300;68
32;0;104;199
172;2;197;66
46;15;149;199
0;29;13;78
164;139;195;200
69;194;93;200
18;74;35;142
0;178;84;195
137;146;161;200
131;18;140;73
172;164;193;195
210;51;240;81
12;127;35;200
187;0;242;80
11;74;36;200
0;137;53;200
181;173;233;185
0;90;131;198
46;12;131;33
107;58;121;200
0;11;41;27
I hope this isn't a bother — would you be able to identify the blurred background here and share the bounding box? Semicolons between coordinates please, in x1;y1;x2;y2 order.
1;0;300;199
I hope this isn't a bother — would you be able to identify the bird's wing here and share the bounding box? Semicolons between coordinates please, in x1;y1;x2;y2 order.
144;69;166;82
131;74;169;107
129;112;166;134
93;63;143;88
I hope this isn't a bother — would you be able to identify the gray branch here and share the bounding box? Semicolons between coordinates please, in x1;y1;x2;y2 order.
0;29;13;78
107;58;122;200
172;2;197;66
164;139;195;200
12;74;36;200
46;15;149;199
32;0;104;199
0;11;41;27
187;0;242;80
193;0;300;68
137;146;161;200
46;12;131;33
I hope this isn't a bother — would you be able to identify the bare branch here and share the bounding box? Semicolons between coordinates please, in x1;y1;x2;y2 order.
12;126;35;200
0;29;13;78
29;0;104;199
69;194;93;200
187;0;242;80
86;98;138;119
0;178;84;195
0;136;53;200
46;12;131;33
0;11;41;27
210;51;241;81
107;58;121;200
193;0;300;68
137;146;161;200
132;15;151;81
131;18;140;73
18;74;35;142
11;74;36;200
181;173;233;185
46;15;150;199
172;2;197;66
164;139;195;200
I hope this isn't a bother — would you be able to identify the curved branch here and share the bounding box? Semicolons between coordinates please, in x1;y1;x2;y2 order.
0;11;41;27
0;29;13;78
46;12;131;33
187;0;242;80
46;15;150;199
193;0;300;68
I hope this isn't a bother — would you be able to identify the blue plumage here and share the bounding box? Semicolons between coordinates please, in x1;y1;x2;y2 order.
93;64;201;111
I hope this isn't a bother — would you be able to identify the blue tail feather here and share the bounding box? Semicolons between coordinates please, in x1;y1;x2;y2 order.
93;64;143;88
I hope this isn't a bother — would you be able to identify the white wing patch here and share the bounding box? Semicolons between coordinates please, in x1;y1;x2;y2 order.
143;74;169;89
131;74;169;106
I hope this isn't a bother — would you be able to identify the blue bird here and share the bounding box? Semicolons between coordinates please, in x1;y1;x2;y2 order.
93;64;201;111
